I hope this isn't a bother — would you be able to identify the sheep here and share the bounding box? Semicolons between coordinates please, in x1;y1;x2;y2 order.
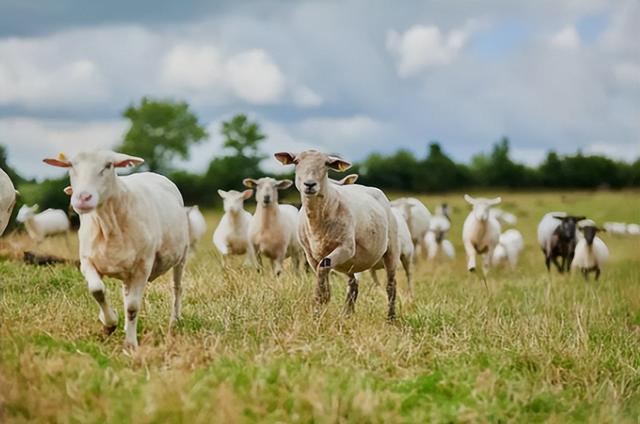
462;194;502;272
572;220;609;280
16;204;70;242
0;168;17;236
390;197;431;260
243;177;303;275
275;150;400;319
537;212;585;273
213;189;257;266
492;229;524;268
43;151;189;348
489;208;518;226
425;203;455;260
627;223;640;235
185;205;207;249
603;222;627;235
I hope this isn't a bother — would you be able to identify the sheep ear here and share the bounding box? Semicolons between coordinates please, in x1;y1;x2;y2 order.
63;186;73;196
551;213;566;220
463;194;476;205
242;189;253;200
489;197;502;206
327;156;351;172
341;174;359;185
43;153;72;168
569;215;586;222
276;179;293;190
274;152;297;165
243;178;257;188
112;153;144;168
217;189;228;199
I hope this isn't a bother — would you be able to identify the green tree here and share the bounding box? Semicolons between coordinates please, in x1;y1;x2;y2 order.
221;114;266;159
119;97;208;173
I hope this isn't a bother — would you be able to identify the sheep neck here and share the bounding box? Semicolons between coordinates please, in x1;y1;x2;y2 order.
87;181;127;242
227;209;245;229
472;217;489;241
302;181;338;227
256;202;279;227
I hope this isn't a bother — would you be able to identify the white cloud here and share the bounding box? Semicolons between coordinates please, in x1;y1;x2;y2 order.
0;117;127;178
0;38;109;108
550;26;581;49
291;85;324;107
613;62;640;87
161;44;224;91
224;49;286;104
386;24;471;76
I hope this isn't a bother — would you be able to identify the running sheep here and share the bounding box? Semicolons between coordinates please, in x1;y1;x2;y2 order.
43;151;189;348
16;204;70;242
572;219;609;280
213;189;257;266
462;194;502;272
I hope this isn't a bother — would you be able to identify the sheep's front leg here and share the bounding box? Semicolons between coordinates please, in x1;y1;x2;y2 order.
244;242;259;268
483;247;494;274
464;240;477;272
594;267;601;281
81;259;118;334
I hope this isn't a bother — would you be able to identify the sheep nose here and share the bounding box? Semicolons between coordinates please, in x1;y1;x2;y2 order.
304;181;317;189
78;192;92;202
263;195;271;203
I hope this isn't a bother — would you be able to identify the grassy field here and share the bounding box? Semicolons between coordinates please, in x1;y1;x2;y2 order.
1;190;639;423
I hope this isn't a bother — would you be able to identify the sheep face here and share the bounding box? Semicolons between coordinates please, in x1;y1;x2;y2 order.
243;177;291;206
218;189;252;213
553;215;586;242
16;204;38;222
43;151;144;214
274;150;351;198
464;194;501;221
580;225;604;246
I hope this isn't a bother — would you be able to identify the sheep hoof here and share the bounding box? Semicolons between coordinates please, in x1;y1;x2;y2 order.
103;324;117;335
468;267;476;273
319;257;331;268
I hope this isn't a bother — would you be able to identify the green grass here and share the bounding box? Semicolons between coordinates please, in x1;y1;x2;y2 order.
1;190;639;423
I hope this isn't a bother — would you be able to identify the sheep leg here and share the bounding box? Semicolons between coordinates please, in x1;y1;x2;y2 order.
595;267;601;281
464;240;477;272
552;255;564;273
171;257;186;325
244;242;259;268
581;269;588;281
418;237;429;261
272;257;284;277
316;268;331;304
344;274;358;314
370;269;381;286
400;253;413;295
123;278;147;348
382;252;397;321
81;260;118;334
483;248;494;275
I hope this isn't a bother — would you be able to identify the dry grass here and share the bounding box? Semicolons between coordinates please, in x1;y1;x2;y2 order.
1;190;639;423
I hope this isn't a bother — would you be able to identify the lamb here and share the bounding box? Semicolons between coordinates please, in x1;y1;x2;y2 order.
492;229;524;268
537;212;585;273
213;189;257;266
275;150;400;319
243;177;303;275
185;205;207;249
462;194;502;272
0;168;17;236
43;151;189;348
425;203;455;260
390;197;431;260
16;204;70;242
572;220;609;280
489;208;518;226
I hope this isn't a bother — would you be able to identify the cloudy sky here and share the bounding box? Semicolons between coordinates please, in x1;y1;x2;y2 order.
0;0;638;179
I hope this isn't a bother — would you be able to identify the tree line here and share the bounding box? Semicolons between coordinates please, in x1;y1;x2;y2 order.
2;97;639;217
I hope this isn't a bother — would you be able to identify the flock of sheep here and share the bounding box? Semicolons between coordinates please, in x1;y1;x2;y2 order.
0;149;633;347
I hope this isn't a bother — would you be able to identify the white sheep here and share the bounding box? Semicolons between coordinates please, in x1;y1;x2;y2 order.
213;189;257;266
603;222;627;235
489;208;517;225
185;205;207;249
572;220;609;280
275;150;400;319
0;168;17;236
44;151;190;348
243;177;302;275
425;204;455;260
16;204;70;242
390;197;431;260
627;224;640;235
462;194;502;272
492;229;524;268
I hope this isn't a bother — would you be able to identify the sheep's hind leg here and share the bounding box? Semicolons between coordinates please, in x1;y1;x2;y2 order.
171;256;186;325
382;253;398;321
595;267;601;281
400;253;413;296
344;273;358;314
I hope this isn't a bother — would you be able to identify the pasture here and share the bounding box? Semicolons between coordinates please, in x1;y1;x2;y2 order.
1;190;639;423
